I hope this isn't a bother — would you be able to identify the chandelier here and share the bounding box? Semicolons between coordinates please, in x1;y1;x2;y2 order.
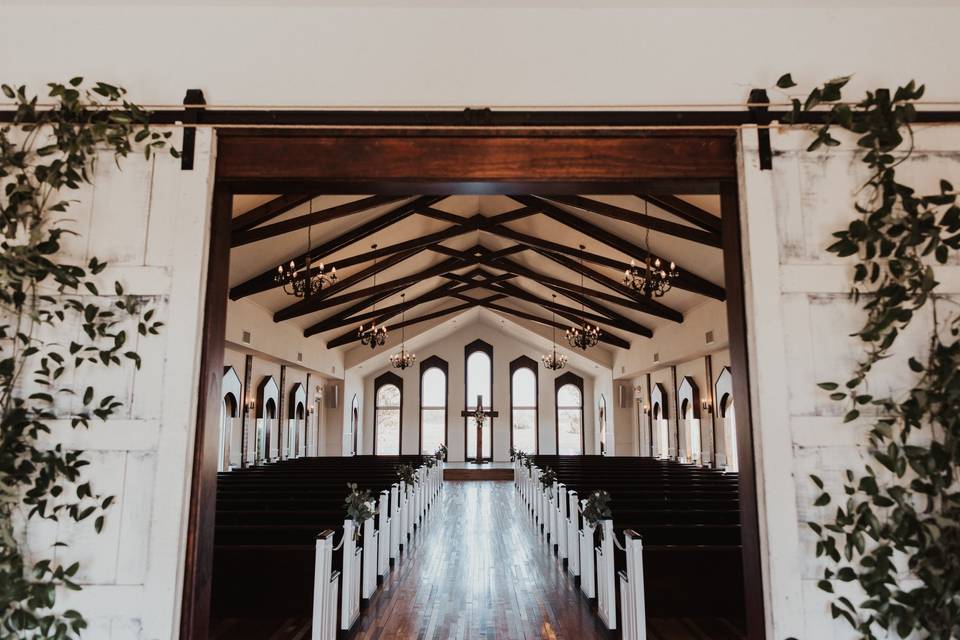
358;244;388;349
274;200;337;297
622;200;678;297
542;294;567;370
565;245;601;351
390;293;416;369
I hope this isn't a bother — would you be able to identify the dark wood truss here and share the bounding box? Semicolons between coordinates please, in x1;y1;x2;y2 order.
229;192;729;350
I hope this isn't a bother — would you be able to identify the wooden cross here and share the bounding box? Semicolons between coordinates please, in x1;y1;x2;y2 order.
461;394;499;464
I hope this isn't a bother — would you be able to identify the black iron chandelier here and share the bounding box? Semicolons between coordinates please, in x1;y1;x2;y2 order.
274;200;337;298
565;244;601;351
623;200;679;297
357;244;388;349
390;293;416;369
542;294;567;370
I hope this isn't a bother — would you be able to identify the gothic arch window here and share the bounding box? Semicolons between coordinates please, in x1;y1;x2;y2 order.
256;376;279;465
419;356;448;455
714;367;738;471
555;371;584;455
677;376;703;465
219;367;242;472
650;383;670;459
464;339;493;461
374;372;403;455
510;356;538;455
288;383;306;459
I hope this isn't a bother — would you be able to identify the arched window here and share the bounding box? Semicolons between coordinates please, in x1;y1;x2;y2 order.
678;376;702;465
220;367;242;472
651;383;669;459
374;372;403;455
715;367;738;471
420;356;448;454
598;393;608;456
465;340;493;461
510;356;538;455
555;372;584;455
256;376;279;466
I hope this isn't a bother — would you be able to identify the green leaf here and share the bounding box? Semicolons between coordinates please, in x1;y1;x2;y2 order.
817;382;839;391
776;73;797;89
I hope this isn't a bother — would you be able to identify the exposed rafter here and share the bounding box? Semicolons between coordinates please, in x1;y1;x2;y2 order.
231;195;407;247
325;294;506;349
543;195;721;248
231;193;320;233
229;195;445;300
509;195;725;301
635;193;722;234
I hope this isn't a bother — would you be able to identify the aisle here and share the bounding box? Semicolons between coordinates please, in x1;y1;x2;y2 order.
352;481;605;640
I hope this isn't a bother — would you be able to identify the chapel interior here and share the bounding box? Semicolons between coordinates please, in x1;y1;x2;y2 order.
211;192;743;639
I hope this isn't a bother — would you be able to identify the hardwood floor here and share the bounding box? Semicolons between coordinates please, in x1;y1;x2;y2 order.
211;481;745;639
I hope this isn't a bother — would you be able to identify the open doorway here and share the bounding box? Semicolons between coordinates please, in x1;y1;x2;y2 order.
181;125;764;639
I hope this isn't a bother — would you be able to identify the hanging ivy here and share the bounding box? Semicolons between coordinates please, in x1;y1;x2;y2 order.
778;73;960;639
0;80;175;637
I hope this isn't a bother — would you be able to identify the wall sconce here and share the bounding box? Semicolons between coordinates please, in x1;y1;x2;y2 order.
246;399;256;413
701;399;713;415
307;405;316;415
642;404;651;415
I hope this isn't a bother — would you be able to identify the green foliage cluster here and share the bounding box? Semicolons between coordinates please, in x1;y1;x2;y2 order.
395;463;417;487
434;443;447;462
582;489;612;529
537;467;556;489
343;483;376;542
779;73;960;639
0;80;173;637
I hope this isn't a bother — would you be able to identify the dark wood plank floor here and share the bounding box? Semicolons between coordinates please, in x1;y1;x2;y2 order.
211;481;745;639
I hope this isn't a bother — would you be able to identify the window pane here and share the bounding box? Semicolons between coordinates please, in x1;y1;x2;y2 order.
511;368;536;406
557;383;581;407
422;367;446;406
512;408;536;454
421;408;445;454
376;384;400;408
557;408;582;455
375;408;400;455
466;352;491;408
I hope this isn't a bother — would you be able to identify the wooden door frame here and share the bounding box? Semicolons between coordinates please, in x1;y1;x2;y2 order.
180;124;765;640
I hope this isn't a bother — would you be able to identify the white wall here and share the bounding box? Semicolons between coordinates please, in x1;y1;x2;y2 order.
357;322;601;461
4;6;960;108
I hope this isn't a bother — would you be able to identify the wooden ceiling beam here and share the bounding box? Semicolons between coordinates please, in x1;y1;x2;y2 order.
543;195;721;248
635;193;722;234
470;298;630;350
326;294;506;349
229;195;444;300
279;255;468;322
484;250;682;323
230;193;320;233
231;195;408;247
510;195;725;301
272;248;425;322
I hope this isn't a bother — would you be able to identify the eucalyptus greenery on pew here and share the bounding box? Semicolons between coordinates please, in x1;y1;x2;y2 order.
344;483;376;542
422;455;437;469
434;443;447;462
396;463;417;487
583;489;612;540
778;73;960;639
0;80;173;638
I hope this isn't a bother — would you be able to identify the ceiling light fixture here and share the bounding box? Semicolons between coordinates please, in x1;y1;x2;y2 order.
390;293;416;370
566;244;601;351
274;199;337;297
357;244;388;349
623;199;678;297
542;294;567;370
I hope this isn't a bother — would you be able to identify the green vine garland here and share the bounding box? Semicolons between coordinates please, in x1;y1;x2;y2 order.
779;74;960;639
0;80;173;638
